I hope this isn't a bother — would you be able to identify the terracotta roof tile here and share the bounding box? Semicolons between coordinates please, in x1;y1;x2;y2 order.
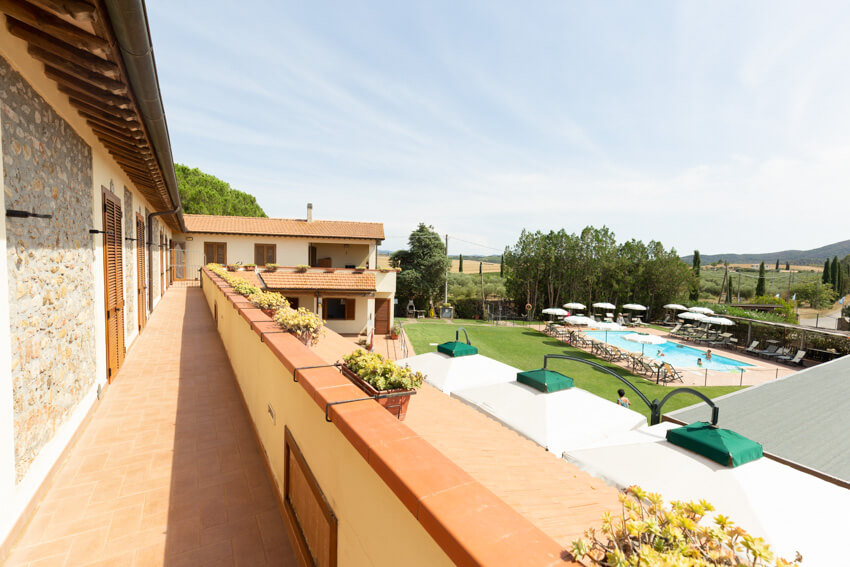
261;272;376;291
184;214;384;240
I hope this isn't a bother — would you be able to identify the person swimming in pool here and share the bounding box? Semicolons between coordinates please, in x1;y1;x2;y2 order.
706;349;713;361
697;358;703;367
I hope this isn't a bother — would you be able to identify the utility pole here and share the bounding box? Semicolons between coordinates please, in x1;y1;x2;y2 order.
480;261;485;319
737;273;741;303
444;234;449;304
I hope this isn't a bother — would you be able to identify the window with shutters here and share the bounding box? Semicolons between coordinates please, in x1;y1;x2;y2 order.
324;298;355;320
204;242;227;265
254;243;276;266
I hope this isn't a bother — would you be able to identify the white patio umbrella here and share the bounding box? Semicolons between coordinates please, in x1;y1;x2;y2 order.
663;304;688;310
622;332;666;354
622;303;647;311
592;302;616;310
452;381;646;454
397;352;519;395
688;306;715;314
703;316;734;326
678;312;707;321
564;315;595;326
591;321;627;331
562;302;586;310
542;307;569;318
563;423;849;566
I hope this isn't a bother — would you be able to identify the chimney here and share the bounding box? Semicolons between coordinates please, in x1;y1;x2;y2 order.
307;203;313;222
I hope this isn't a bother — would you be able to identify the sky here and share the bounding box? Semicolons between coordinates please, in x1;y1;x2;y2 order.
147;1;850;257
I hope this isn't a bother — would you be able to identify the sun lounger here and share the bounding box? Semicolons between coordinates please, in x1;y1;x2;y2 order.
668;323;682;336
659;363;684;384
754;344;779;358
762;346;790;359
744;341;760;354
707;333;732;347
777;350;806;365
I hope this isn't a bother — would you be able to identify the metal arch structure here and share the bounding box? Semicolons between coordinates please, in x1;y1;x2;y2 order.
540;355;721;426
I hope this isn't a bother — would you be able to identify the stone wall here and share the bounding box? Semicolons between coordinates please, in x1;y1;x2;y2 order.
123;186;135;337
1;56;96;481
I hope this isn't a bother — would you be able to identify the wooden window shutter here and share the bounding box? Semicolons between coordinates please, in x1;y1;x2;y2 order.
266;245;276;265
254;244;262;266
345;299;355;320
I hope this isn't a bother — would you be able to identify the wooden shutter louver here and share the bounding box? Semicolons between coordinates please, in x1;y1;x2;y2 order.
102;188;125;380
345;299;355;321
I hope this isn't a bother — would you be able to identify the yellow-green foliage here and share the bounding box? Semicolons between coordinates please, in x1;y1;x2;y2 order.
571;486;801;567
231;279;260;296
205;263;259;296
249;291;289;311
342;349;424;391
274;306;324;346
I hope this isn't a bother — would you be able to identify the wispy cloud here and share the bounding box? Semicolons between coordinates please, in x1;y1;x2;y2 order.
148;0;850;256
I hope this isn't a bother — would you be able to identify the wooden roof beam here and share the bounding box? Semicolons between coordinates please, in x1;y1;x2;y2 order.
83;115;143;142
7;19;116;77
75;103;140;130
25;0;96;22
69;95;138;124
33;49;127;94
0;0;108;55
49;68;132;108
91;128;152;157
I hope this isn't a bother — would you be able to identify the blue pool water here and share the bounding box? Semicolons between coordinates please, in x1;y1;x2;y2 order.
583;331;753;371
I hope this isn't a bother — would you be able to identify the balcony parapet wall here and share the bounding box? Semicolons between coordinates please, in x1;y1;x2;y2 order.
201;268;569;566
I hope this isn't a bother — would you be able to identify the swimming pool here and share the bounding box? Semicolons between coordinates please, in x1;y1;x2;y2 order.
582;331;753;371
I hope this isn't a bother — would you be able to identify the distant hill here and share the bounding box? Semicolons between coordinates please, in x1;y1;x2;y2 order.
682;239;850;266
176;163;266;217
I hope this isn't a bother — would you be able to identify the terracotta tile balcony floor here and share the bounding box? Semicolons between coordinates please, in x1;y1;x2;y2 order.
3;288;297;567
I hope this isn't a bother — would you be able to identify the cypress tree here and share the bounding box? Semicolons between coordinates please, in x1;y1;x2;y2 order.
831;256;839;289
785;261;790;271
458;254;463;273
689;250;701;301
500;255;504;277
755;261;766;297
823;259;831;284
775;259;780;271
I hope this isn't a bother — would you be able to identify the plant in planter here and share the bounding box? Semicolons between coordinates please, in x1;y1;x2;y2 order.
354;265;367;272
264;263;279;272
248;291;289;317
232;279;260;297
243;263;256;269
274;306;324;346
341;349;423;420
295;264;309;273
389;322;401;339
226;264;239;272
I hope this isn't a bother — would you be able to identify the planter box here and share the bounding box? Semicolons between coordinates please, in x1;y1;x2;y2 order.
340;365;414;421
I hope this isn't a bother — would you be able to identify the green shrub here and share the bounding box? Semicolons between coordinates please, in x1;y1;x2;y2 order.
342;349;424;391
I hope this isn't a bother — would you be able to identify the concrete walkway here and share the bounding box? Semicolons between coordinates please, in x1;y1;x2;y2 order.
2;288;296;566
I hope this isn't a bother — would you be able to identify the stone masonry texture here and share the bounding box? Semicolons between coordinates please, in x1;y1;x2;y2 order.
1;55;97;481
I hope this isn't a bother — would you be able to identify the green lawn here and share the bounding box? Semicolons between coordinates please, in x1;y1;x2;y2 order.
402;321;744;420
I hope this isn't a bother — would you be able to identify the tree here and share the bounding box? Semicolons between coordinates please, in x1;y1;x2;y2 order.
785;261;790;271
175;164;266;216
500;255;503;277
755;261;766;297
775;259;780;271
831;256;839;289
823;259;831;284
390;223;451;308
458;254;463;273
689;251;700;301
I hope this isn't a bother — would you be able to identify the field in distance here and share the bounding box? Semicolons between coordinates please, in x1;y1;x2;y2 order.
376;254;501;274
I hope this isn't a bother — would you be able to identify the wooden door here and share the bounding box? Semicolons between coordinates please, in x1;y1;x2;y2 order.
375;298;390;334
102;187;125;382
136;215;146;331
168;239;174;285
